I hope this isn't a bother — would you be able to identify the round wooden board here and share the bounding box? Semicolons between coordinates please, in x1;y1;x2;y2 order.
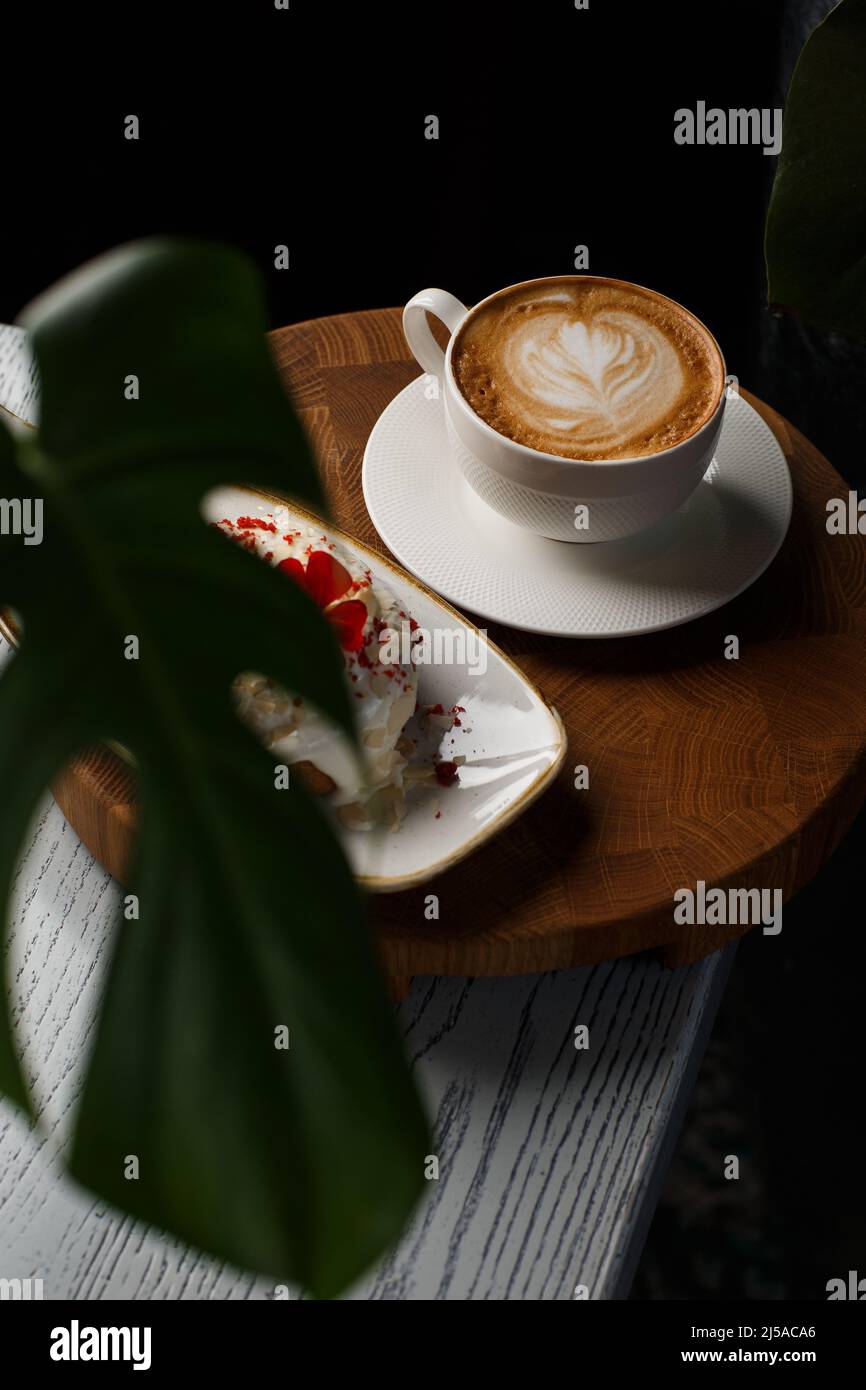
47;308;866;991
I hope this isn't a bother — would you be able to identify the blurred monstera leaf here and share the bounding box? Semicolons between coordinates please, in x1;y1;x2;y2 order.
765;0;866;341
0;241;427;1297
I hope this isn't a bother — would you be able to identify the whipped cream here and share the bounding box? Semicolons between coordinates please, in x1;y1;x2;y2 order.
218;508;418;821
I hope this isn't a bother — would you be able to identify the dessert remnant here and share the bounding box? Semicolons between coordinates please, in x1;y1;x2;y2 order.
218;508;420;828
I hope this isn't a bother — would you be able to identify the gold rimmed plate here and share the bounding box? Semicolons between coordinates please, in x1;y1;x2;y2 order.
203;487;567;890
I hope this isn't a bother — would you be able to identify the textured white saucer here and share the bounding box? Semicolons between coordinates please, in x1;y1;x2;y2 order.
362;382;793;637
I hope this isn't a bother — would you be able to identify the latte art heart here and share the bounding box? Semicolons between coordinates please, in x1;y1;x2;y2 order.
506;311;683;453
452;278;724;461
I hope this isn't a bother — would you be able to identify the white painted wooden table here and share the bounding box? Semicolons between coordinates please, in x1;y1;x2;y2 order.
0;323;733;1300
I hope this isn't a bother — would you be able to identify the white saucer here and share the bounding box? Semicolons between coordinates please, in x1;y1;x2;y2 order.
362;382;793;638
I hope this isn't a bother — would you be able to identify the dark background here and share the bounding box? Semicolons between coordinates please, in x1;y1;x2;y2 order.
2;0;863;1300
6;1;860;475
3;2;783;387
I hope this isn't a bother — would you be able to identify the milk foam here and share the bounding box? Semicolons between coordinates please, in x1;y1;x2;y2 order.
506;310;683;453
452;279;722;461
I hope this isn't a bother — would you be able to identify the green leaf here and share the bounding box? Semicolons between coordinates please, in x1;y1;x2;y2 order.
0;241;427;1295
22;239;326;508
765;0;866;341
71;751;426;1295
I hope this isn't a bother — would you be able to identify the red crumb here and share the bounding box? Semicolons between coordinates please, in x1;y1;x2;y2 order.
434;760;459;788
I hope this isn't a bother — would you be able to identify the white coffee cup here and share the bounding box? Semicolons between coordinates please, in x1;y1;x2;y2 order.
403;276;729;543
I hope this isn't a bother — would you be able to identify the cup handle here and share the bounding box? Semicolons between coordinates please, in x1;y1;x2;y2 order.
403;288;469;377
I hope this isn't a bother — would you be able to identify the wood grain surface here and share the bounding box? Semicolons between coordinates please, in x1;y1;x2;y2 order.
4;312;866;985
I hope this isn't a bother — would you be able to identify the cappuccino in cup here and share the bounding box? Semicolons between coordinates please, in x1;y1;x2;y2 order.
451;276;725;462
402;275;729;542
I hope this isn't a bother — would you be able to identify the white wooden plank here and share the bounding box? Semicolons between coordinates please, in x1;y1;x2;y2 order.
0;323;38;426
